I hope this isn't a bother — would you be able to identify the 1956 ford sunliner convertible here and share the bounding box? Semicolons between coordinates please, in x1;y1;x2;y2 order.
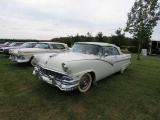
33;42;131;92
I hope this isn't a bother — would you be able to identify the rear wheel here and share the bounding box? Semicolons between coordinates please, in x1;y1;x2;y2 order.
78;73;92;92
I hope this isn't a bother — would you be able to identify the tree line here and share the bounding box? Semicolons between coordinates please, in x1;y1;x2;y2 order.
51;29;133;48
1;0;159;60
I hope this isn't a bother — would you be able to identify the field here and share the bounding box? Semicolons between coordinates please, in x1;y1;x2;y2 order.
0;53;160;120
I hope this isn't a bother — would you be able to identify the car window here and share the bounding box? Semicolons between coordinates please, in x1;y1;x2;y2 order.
4;42;9;45
105;47;113;55
21;43;29;47
113;47;120;55
105;47;120;56
29;43;37;48
15;43;23;46
51;44;65;49
9;43;15;46
34;43;50;49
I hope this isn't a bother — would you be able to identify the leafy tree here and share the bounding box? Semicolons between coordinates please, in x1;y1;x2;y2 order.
125;0;160;59
111;28;126;48
95;32;105;42
86;32;93;42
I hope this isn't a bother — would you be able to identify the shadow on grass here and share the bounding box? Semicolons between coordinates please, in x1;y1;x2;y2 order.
28;81;83;103
6;62;32;68
32;70;130;100
0;54;9;58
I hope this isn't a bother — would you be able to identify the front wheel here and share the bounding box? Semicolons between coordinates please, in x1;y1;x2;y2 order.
78;73;92;93
30;57;37;66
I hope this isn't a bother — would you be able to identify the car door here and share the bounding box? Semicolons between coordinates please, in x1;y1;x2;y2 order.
100;46;117;78
112;47;127;72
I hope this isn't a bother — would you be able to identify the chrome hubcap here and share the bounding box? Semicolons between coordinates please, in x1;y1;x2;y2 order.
79;75;90;90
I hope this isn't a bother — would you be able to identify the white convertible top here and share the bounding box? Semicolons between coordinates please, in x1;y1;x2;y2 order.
76;42;123;54
76;42;117;47
39;42;66;45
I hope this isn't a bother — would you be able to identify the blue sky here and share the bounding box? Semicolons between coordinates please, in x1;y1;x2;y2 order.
0;0;159;40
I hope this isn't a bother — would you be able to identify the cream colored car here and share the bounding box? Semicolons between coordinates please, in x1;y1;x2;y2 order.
33;42;131;92
9;42;69;66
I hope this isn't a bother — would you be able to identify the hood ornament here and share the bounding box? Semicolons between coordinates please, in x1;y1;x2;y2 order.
45;54;58;65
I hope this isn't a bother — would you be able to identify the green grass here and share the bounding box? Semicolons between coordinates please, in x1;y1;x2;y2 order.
0;53;160;120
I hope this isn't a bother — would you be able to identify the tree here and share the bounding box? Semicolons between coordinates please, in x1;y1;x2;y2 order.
95;32;105;42
125;0;160;60
111;28;126;48
86;32;93;42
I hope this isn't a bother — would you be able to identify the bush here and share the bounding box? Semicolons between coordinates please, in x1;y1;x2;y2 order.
127;46;138;53
120;46;127;50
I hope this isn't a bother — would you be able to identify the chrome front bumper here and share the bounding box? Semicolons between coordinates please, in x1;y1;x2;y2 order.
9;55;29;63
33;66;79;91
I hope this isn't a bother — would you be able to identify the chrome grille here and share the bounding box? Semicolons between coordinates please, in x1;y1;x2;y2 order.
38;66;63;81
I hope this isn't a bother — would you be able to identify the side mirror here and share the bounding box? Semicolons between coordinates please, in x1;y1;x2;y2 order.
98;52;103;58
105;53;109;57
50;46;53;50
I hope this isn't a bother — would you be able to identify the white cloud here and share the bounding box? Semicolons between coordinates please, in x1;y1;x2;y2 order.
0;0;159;40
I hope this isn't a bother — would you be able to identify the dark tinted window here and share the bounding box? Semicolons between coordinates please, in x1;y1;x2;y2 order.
51;44;65;49
15;43;23;46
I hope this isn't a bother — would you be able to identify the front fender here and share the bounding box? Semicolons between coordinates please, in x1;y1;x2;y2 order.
71;69;96;82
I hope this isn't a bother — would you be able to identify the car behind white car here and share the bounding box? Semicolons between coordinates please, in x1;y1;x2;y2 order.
9;42;69;66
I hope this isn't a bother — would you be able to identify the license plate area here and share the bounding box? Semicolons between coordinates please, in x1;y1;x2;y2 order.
52;79;55;86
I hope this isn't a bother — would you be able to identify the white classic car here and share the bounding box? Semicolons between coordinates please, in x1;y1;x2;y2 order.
9;42;69;66
9;42;38;55
33;42;131;92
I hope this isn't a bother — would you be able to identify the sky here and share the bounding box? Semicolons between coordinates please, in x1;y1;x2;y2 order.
0;0;160;40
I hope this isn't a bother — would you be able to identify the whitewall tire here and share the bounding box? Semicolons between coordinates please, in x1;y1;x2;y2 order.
78;73;92;93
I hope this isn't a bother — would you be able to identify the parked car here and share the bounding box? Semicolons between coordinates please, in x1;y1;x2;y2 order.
0;42;24;54
9;42;69;66
9;42;38;55
0;42;12;48
0;42;10;47
33;42;131;92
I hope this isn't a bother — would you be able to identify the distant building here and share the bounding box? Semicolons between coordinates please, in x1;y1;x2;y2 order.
149;41;160;55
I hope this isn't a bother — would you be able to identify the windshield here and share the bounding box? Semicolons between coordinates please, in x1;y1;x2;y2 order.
9;43;15;47
4;42;9;45
71;43;102;56
21;43;29;47
34;43;50;49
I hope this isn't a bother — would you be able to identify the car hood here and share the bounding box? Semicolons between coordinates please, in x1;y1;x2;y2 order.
38;52;99;73
1;46;22;49
17;48;49;54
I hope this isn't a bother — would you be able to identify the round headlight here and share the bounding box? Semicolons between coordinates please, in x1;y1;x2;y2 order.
62;63;68;72
18;51;21;56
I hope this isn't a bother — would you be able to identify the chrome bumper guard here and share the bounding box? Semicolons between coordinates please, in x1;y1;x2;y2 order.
9;55;29;63
33;66;79;91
